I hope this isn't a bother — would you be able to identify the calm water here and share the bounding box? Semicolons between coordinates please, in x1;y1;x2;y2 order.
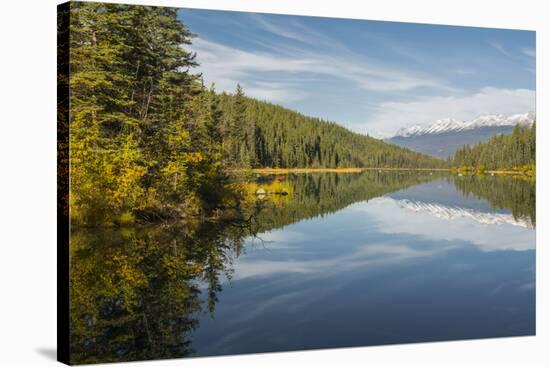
70;172;535;364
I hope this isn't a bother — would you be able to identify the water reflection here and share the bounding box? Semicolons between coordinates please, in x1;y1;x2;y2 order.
353;195;534;252
70;172;535;363
70;221;246;364
451;175;535;225
396;199;531;228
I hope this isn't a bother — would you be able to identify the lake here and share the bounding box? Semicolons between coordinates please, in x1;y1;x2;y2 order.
69;172;535;364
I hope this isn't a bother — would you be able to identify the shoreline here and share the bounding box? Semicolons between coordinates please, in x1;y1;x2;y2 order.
480;170;534;177
250;167;450;174
487;170;534;175
453;169;535;177
247;167;534;177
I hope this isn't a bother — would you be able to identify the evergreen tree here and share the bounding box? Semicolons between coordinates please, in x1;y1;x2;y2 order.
67;3;232;225
451;123;535;173
217;92;445;169
69;2;146;224
66;2;448;227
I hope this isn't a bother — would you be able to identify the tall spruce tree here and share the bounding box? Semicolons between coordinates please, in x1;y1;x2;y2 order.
69;2;146;224
68;3;231;224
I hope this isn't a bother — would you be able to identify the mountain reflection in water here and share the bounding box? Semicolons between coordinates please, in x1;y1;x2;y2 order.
70;172;535;364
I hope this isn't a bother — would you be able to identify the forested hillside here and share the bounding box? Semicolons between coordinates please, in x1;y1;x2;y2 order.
216;90;445;169
63;3;444;225
451;123;535;173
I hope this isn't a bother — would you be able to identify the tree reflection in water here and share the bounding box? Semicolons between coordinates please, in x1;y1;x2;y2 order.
70;171;535;363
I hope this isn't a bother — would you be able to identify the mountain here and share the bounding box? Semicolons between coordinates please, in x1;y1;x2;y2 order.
385;112;535;158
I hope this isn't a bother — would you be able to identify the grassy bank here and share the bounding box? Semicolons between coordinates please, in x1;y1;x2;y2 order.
251;167;536;178
250;167;451;174
486;170;535;176
452;166;535;178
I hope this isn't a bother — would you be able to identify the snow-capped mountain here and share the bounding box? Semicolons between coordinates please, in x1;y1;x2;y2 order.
394;112;535;138
385;112;535;158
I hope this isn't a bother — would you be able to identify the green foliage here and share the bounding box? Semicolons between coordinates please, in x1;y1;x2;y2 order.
450;175;535;226
66;3;445;226
217;93;446;169
119;211;136;225
67;3;234;225
70;220;247;363
451;123;536;173
247;171;446;231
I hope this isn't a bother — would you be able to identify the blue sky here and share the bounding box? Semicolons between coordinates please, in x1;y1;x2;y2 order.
178;9;535;137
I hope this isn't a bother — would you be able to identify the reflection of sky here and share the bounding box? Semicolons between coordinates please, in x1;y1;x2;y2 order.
192;180;535;357
389;178;509;213
351;196;534;252
234;181;534;280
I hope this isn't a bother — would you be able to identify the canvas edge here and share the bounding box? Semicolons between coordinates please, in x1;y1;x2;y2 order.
57;1;71;365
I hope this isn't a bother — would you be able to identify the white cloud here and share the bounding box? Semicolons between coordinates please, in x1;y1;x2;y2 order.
250;14;313;44
363;87;535;137
453;68;476;75
490;41;511;57
188;38;312;102
522;47;536;58
244;81;309;103
188;37;450;103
